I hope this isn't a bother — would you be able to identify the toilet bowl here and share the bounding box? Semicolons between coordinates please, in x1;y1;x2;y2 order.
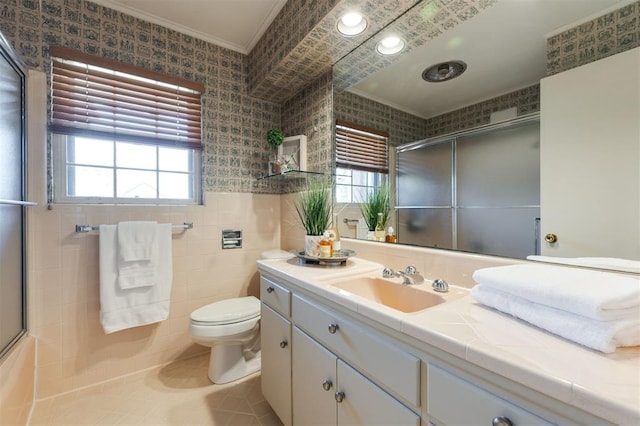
189;296;261;384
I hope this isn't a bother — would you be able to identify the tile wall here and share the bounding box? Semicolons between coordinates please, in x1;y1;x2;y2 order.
0;336;35;425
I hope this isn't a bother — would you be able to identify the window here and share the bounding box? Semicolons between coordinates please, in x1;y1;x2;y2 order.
335;119;388;203
50;47;203;204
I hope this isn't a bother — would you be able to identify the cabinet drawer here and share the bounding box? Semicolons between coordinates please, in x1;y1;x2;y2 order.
261;276;291;317
293;294;420;408
428;364;552;425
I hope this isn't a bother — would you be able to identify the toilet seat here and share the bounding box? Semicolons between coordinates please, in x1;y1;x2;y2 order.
190;296;260;326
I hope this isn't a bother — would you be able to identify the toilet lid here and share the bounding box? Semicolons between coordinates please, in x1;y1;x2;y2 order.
190;296;260;325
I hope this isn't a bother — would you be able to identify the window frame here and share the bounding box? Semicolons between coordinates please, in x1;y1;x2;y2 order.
52;134;202;205
49;47;204;205
335;119;389;203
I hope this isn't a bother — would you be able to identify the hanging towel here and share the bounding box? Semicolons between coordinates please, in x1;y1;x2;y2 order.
526;255;640;274
99;223;173;334
116;221;159;290
117;221;157;261
472;264;640;321
471;285;640;353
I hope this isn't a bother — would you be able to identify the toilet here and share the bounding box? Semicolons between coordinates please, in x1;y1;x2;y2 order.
189;296;261;384
189;249;293;384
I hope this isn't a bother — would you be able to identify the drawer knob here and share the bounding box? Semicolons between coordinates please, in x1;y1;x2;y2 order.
328;323;339;334
322;380;333;391
334;391;345;403
267;286;275;293
492;416;513;426
279;340;288;348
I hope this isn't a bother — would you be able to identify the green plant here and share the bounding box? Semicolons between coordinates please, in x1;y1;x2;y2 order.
359;185;390;231
294;179;332;236
267;128;284;148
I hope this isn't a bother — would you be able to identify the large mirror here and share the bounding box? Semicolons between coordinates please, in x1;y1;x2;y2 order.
332;0;639;268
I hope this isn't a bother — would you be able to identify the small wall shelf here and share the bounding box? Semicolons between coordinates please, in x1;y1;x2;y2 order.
257;170;324;180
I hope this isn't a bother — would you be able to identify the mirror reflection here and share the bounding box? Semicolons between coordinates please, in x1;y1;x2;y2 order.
332;0;639;266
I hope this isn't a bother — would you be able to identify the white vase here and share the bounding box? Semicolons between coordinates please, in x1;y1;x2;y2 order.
305;235;322;257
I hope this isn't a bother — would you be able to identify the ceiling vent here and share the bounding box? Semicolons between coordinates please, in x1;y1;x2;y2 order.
422;61;467;82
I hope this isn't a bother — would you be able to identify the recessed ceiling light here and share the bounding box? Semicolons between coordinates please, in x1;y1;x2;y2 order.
337;12;367;36
422;60;467;82
376;36;405;55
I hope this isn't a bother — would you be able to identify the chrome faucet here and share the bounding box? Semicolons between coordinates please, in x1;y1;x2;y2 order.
382;266;425;286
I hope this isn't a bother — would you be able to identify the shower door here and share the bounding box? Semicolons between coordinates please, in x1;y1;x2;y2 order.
0;32;32;359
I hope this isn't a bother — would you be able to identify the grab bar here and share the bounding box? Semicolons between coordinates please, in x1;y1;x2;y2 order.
75;222;193;233
0;199;38;206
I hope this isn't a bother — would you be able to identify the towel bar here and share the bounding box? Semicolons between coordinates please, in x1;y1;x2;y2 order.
75;222;193;233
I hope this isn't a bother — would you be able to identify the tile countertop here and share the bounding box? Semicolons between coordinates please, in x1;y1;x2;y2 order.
257;257;640;425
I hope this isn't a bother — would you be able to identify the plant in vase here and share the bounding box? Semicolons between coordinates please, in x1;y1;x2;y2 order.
267;128;284;174
294;179;332;257
359;185;390;241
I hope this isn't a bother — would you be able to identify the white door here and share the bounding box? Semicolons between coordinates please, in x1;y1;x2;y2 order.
260;303;292;426
337;360;419;426
292;327;337;425
540;47;640;259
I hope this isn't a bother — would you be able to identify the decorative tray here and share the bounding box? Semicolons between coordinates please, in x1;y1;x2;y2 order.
296;249;356;266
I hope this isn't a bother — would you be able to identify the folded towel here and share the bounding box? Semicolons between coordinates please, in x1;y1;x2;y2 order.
471;285;640;353
472;264;640;321
527;255;640;274
117;259;156;290
117;221;157;261
99;224;173;334
116;221;158;289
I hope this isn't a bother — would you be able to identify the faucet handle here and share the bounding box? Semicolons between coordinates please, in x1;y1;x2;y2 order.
405;265;418;275
382;267;396;278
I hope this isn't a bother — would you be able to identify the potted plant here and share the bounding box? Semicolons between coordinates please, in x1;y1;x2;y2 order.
293;179;332;256
267;128;284;174
359;185;390;239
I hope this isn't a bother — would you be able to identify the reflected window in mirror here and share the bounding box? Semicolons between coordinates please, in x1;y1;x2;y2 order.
335;119;389;203
336;168;387;203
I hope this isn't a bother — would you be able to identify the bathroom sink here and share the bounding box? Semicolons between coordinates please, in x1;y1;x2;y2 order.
330;277;446;313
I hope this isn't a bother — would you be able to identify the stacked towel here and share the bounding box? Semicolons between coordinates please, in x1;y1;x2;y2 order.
116;221;158;290
471;264;640;353
99;222;173;334
526;255;640;274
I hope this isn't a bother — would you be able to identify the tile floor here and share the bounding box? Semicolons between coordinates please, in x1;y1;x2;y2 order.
28;354;283;425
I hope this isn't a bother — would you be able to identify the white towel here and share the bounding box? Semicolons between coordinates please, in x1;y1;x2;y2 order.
116;221;159;290
472;264;640;321
117;221;157;261
99;224;173;334
527;255;640;274
471;285;640;353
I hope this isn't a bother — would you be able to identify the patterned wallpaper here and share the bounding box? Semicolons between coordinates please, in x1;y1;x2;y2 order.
334;90;427;147
423;84;540;138
547;1;639;75
248;0;419;103
333;0;497;93
0;0;282;195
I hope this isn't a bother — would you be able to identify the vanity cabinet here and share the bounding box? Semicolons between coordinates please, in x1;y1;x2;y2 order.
427;363;551;425
259;270;613;426
260;277;292;426
292;320;419;426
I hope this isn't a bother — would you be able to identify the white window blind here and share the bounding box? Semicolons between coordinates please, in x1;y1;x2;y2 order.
336;119;389;173
50;46;203;149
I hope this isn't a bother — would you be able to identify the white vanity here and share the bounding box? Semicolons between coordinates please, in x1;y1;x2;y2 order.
258;257;639;426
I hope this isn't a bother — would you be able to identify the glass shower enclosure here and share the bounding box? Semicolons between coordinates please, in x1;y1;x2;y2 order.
0;31;31;359
396;116;540;259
